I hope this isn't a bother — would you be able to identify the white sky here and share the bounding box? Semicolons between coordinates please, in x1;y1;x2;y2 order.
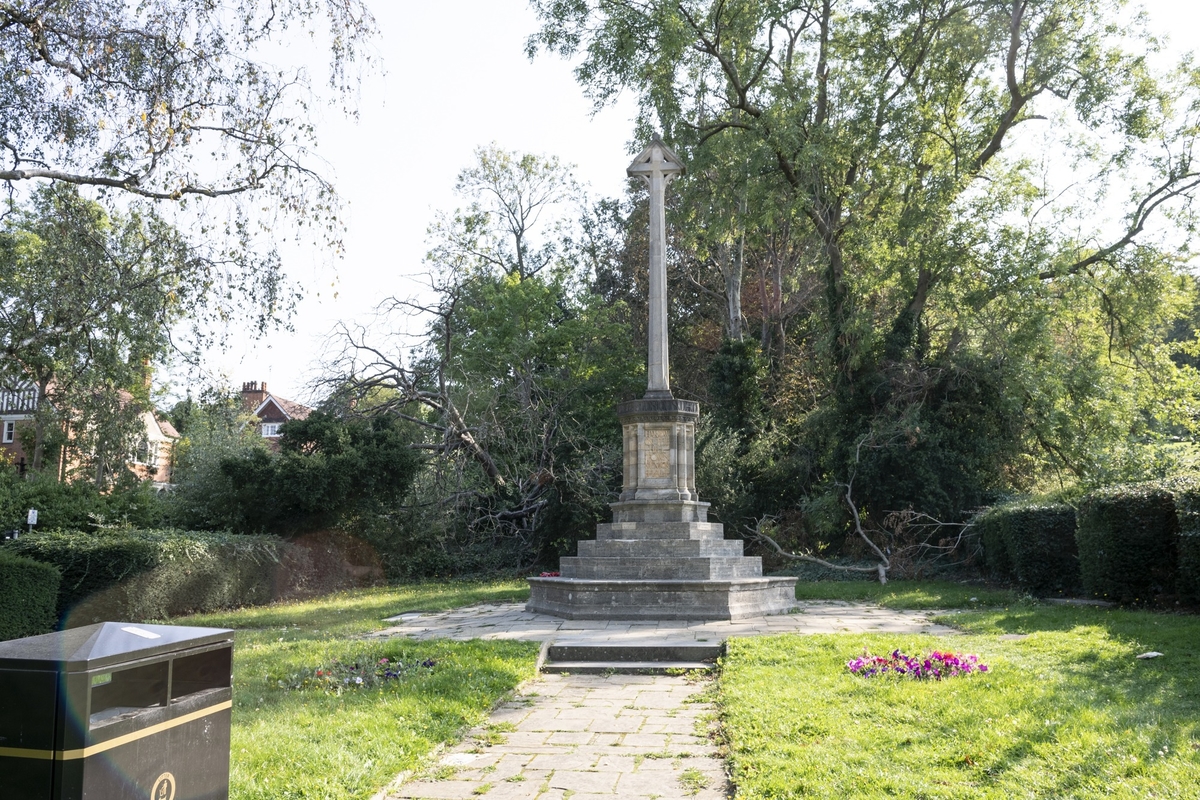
184;0;1200;406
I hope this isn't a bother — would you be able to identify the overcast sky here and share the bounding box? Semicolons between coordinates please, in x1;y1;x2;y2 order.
186;0;1200;406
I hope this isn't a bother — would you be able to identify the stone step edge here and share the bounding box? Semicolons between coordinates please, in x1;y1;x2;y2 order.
547;642;724;663
540;660;715;674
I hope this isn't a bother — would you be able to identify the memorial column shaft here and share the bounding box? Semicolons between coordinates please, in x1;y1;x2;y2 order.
647;168;669;395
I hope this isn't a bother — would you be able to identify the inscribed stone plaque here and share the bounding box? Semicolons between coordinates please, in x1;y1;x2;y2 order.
643;428;670;478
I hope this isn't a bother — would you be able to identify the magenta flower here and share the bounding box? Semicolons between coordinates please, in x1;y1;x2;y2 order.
847;649;988;680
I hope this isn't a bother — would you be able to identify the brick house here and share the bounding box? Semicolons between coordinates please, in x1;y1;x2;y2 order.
1;380;178;483
126;396;180;486
240;381;312;450
0;382;38;473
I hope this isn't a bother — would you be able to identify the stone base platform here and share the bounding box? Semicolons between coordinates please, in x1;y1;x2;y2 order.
525;576;797;621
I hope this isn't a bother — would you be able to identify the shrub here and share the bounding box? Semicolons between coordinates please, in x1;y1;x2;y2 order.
2;528;385;625
1173;486;1200;604
3;529;278;624
977;508;1014;581
169;412;421;535
0;471;165;532
974;502;1079;595
1075;480;1192;603
0;550;60;640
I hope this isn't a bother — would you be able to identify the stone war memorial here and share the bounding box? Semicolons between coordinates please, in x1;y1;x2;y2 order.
526;136;797;620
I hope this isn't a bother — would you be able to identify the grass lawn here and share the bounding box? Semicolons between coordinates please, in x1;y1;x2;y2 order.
718;599;1200;799
791;578;1021;609
178;580;538;800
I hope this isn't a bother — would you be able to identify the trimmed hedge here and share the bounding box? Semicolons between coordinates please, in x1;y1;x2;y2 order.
975;502;1079;595
2;529;284;625
977;508;1014;580
1;528;385;626
0;550;60;640
1075;479;1197;604
1173;486;1200;604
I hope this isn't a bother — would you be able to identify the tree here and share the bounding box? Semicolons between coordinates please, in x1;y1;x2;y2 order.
529;0;1200;526
163;387;263;529
0;185;195;480
167;393;422;535
1;0;376;351
211;412;422;535
429;144;583;281
326;147;641;570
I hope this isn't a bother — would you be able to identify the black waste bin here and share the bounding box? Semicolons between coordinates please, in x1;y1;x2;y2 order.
0;622;234;800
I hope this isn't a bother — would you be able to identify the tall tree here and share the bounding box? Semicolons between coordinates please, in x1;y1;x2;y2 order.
327;147;641;569
1;0;376;344
0;185;194;479
530;0;1200;516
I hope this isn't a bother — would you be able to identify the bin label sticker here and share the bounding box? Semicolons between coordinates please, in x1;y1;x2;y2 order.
121;626;162;639
151;772;176;800
91;672;112;686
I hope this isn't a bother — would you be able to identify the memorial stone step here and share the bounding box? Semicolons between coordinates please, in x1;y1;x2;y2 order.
595;521;725;541
539;641;723;674
560;555;764;581
577;538;743;559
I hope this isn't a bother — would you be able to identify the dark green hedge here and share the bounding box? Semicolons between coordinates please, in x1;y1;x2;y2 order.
0;550;60;640
1;528;386;626
2;529;285;625
977;507;1014;581
976;502;1079;595
1075;480;1195;604
1173;486;1200;604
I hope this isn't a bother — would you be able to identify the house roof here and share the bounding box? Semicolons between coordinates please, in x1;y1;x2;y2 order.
112;389;179;441
253;394;313;422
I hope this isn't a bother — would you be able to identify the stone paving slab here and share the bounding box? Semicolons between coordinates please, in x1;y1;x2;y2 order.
380;601;961;800
386;673;730;800
371;600;958;643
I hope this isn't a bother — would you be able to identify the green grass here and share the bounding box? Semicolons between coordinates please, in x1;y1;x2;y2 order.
177;580;537;800
791;578;1021;609
718;604;1200;799
181;579;531;637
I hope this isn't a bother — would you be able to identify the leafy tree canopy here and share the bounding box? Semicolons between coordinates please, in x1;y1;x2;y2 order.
1;0;377;343
529;0;1200;511
0;185;195;479
170;408;422;536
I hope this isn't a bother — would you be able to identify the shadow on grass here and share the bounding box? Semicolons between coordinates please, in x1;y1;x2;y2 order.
181;579;531;637
227;635;539;800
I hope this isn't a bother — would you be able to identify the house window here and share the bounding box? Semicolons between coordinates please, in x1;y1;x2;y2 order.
261;423;281;438
132;439;158;467
2;421;14;443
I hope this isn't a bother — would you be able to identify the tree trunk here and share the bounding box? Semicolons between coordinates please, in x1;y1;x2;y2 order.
30;377;51;473
725;194;747;342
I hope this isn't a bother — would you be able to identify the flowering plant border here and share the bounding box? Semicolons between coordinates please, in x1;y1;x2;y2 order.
847;649;988;680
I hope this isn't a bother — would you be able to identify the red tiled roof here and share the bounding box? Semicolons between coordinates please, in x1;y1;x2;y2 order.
273;396;312;421
254;394;313;422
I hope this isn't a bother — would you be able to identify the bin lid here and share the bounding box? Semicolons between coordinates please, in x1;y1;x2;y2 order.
0;622;234;671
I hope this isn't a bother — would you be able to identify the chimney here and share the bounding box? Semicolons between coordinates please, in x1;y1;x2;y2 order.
241;381;268;412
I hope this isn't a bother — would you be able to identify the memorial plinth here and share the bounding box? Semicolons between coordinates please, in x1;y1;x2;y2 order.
526;136;796;620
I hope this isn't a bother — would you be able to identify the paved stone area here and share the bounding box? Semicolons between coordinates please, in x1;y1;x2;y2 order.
371;600;959;643
375;602;961;799
385;673;729;800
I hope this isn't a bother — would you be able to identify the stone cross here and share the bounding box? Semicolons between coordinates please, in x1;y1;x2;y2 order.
627;135;686;398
